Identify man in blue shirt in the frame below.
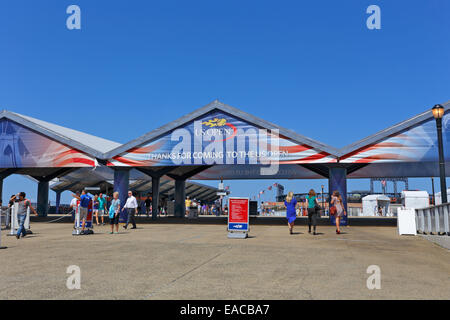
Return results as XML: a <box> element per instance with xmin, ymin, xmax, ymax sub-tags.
<box><xmin>73</xmin><ymin>190</ymin><xmax>92</xmax><ymax>234</ymax></box>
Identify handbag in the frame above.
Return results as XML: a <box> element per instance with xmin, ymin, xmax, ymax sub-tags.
<box><xmin>329</xmin><ymin>206</ymin><xmax>337</xmax><ymax>216</ymax></box>
<box><xmin>314</xmin><ymin>203</ymin><xmax>321</xmax><ymax>216</ymax></box>
<box><xmin>109</xmin><ymin>200</ymin><xmax>117</xmax><ymax>219</ymax></box>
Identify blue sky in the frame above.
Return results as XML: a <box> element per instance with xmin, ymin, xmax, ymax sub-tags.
<box><xmin>0</xmin><ymin>0</ymin><xmax>449</xmax><ymax>204</ymax></box>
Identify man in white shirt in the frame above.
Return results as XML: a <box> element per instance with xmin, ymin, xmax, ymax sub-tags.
<box><xmin>122</xmin><ymin>190</ymin><xmax>138</xmax><ymax>229</ymax></box>
<box><xmin>70</xmin><ymin>191</ymin><xmax>80</xmax><ymax>229</ymax></box>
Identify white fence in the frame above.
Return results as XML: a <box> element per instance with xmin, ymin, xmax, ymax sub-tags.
<box><xmin>415</xmin><ymin>203</ymin><xmax>450</xmax><ymax>235</ymax></box>
<box><xmin>0</xmin><ymin>207</ymin><xmax>11</xmax><ymax>229</ymax></box>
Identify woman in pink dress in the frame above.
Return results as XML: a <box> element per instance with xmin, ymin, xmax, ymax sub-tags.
<box><xmin>331</xmin><ymin>190</ymin><xmax>346</xmax><ymax>234</ymax></box>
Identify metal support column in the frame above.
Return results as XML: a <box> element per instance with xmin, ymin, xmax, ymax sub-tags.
<box><xmin>37</xmin><ymin>180</ymin><xmax>49</xmax><ymax>217</ymax></box>
<box><xmin>152</xmin><ymin>176</ymin><xmax>160</xmax><ymax>220</ymax></box>
<box><xmin>113</xmin><ymin>168</ymin><xmax>130</xmax><ymax>223</ymax></box>
<box><xmin>0</xmin><ymin>178</ymin><xmax>3</xmax><ymax>205</ymax></box>
<box><xmin>328</xmin><ymin>167</ymin><xmax>348</xmax><ymax>226</ymax></box>
<box><xmin>174</xmin><ymin>179</ymin><xmax>186</xmax><ymax>218</ymax></box>
<box><xmin>55</xmin><ymin>191</ymin><xmax>61</xmax><ymax>214</ymax></box>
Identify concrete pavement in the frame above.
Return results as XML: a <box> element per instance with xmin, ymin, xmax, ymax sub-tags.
<box><xmin>0</xmin><ymin>222</ymin><xmax>449</xmax><ymax>299</ymax></box>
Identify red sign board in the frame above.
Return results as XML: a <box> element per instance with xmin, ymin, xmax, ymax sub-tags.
<box><xmin>228</xmin><ymin>197</ymin><xmax>249</xmax><ymax>232</ymax></box>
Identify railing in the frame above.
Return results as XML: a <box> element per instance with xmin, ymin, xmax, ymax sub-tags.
<box><xmin>0</xmin><ymin>207</ymin><xmax>11</xmax><ymax>229</ymax></box>
<box><xmin>415</xmin><ymin>203</ymin><xmax>450</xmax><ymax>235</ymax></box>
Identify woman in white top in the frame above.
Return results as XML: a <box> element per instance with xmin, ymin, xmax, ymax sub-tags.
<box><xmin>330</xmin><ymin>190</ymin><xmax>346</xmax><ymax>234</ymax></box>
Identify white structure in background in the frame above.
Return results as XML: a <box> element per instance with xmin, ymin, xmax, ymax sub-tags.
<box><xmin>401</xmin><ymin>191</ymin><xmax>429</xmax><ymax>209</ymax></box>
<box><xmin>435</xmin><ymin>188</ymin><xmax>450</xmax><ymax>205</ymax></box>
<box><xmin>397</xmin><ymin>208</ymin><xmax>417</xmax><ymax>235</ymax></box>
<box><xmin>362</xmin><ymin>194</ymin><xmax>391</xmax><ymax>216</ymax></box>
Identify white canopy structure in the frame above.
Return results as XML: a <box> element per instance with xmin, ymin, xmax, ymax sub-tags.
<box><xmin>435</xmin><ymin>188</ymin><xmax>450</xmax><ymax>205</ymax></box>
<box><xmin>401</xmin><ymin>191</ymin><xmax>430</xmax><ymax>209</ymax></box>
<box><xmin>362</xmin><ymin>194</ymin><xmax>391</xmax><ymax>216</ymax></box>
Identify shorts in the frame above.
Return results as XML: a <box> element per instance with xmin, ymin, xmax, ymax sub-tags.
<box><xmin>79</xmin><ymin>207</ymin><xmax>88</xmax><ymax>220</ymax></box>
<box><xmin>109</xmin><ymin>215</ymin><xmax>119</xmax><ymax>225</ymax></box>
<box><xmin>97</xmin><ymin>210</ymin><xmax>104</xmax><ymax>216</ymax></box>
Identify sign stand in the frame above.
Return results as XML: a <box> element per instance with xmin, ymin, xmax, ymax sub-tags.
<box><xmin>8</xmin><ymin>204</ymin><xmax>32</xmax><ymax>236</ymax></box>
<box><xmin>0</xmin><ymin>208</ymin><xmax>6</xmax><ymax>249</ymax></box>
<box><xmin>227</xmin><ymin>197</ymin><xmax>249</xmax><ymax>239</ymax></box>
<box><xmin>397</xmin><ymin>208</ymin><xmax>417</xmax><ymax>235</ymax></box>
<box><xmin>72</xmin><ymin>202</ymin><xmax>81</xmax><ymax>235</ymax></box>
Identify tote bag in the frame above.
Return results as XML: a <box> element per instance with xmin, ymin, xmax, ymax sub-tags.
<box><xmin>109</xmin><ymin>199</ymin><xmax>118</xmax><ymax>219</ymax></box>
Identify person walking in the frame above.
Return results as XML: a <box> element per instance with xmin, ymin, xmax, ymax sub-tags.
<box><xmin>185</xmin><ymin>196</ymin><xmax>192</xmax><ymax>217</ymax></box>
<box><xmin>284</xmin><ymin>191</ymin><xmax>298</xmax><ymax>234</ymax></box>
<box><xmin>93</xmin><ymin>195</ymin><xmax>100</xmax><ymax>226</ymax></box>
<box><xmin>305</xmin><ymin>189</ymin><xmax>320</xmax><ymax>235</ymax></box>
<box><xmin>122</xmin><ymin>190</ymin><xmax>138</xmax><ymax>229</ymax></box>
<box><xmin>8</xmin><ymin>194</ymin><xmax>15</xmax><ymax>208</ymax></box>
<box><xmin>109</xmin><ymin>192</ymin><xmax>121</xmax><ymax>234</ymax></box>
<box><xmin>97</xmin><ymin>193</ymin><xmax>107</xmax><ymax>225</ymax></box>
<box><xmin>72</xmin><ymin>190</ymin><xmax>92</xmax><ymax>234</ymax></box>
<box><xmin>6</xmin><ymin>194</ymin><xmax>15</xmax><ymax>228</ymax></box>
<box><xmin>11</xmin><ymin>192</ymin><xmax>38</xmax><ymax>239</ymax></box>
<box><xmin>145</xmin><ymin>195</ymin><xmax>151</xmax><ymax>217</ymax></box>
<box><xmin>331</xmin><ymin>190</ymin><xmax>346</xmax><ymax>234</ymax></box>
<box><xmin>198</xmin><ymin>203</ymin><xmax>202</xmax><ymax>215</ymax></box>
<box><xmin>214</xmin><ymin>198</ymin><xmax>221</xmax><ymax>216</ymax></box>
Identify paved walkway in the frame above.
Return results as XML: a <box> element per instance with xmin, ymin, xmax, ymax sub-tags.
<box><xmin>420</xmin><ymin>235</ymin><xmax>450</xmax><ymax>251</ymax></box>
<box><xmin>0</xmin><ymin>223</ymin><xmax>449</xmax><ymax>299</ymax></box>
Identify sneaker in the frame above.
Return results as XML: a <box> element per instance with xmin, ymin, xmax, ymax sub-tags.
<box><xmin>16</xmin><ymin>234</ymin><xmax>20</xmax><ymax>239</ymax></box>
<box><xmin>130</xmin><ymin>227</ymin><xmax>137</xmax><ymax>229</ymax></box>
<box><xmin>109</xmin><ymin>232</ymin><xmax>113</xmax><ymax>234</ymax></box>
<box><xmin>114</xmin><ymin>232</ymin><xmax>119</xmax><ymax>234</ymax></box>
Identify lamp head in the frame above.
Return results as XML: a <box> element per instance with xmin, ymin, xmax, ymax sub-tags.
<box><xmin>432</xmin><ymin>104</ymin><xmax>444</xmax><ymax>119</ymax></box>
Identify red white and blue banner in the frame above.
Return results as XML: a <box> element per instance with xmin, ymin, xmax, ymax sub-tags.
<box><xmin>0</xmin><ymin>119</ymin><xmax>97</xmax><ymax>168</ymax></box>
<box><xmin>340</xmin><ymin>112</ymin><xmax>450</xmax><ymax>163</ymax></box>
<box><xmin>107</xmin><ymin>111</ymin><xmax>337</xmax><ymax>167</ymax></box>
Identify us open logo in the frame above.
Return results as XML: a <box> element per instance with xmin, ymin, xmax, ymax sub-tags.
<box><xmin>194</xmin><ymin>118</ymin><xmax>237</xmax><ymax>142</ymax></box>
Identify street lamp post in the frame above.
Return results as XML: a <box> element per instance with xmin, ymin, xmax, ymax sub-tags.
<box><xmin>432</xmin><ymin>104</ymin><xmax>447</xmax><ymax>204</ymax></box>
<box><xmin>431</xmin><ymin>177</ymin><xmax>435</xmax><ymax>206</ymax></box>
<box><xmin>321</xmin><ymin>185</ymin><xmax>324</xmax><ymax>215</ymax></box>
